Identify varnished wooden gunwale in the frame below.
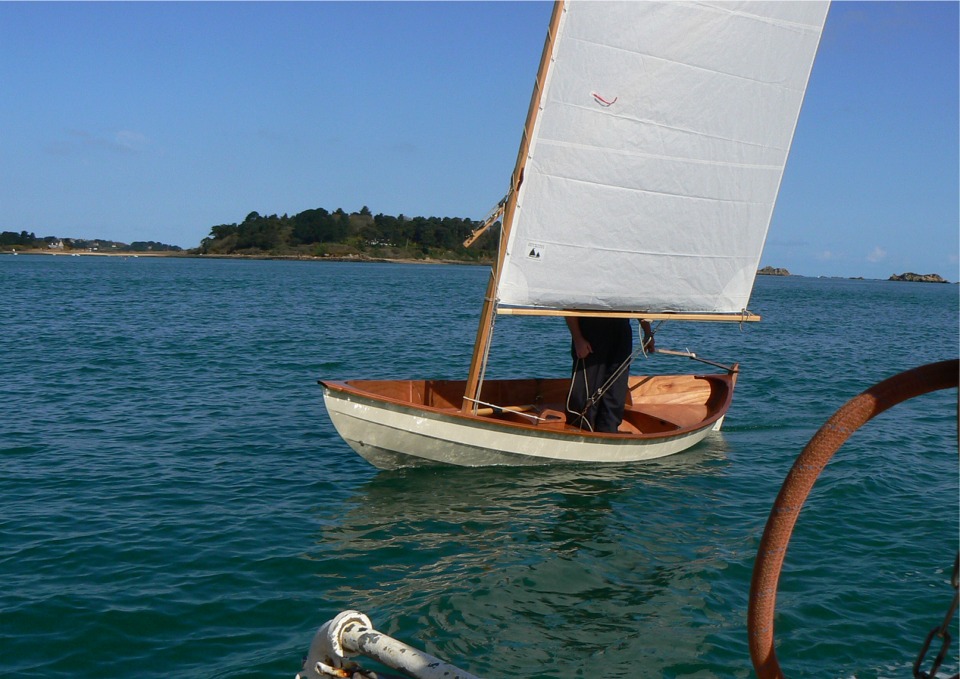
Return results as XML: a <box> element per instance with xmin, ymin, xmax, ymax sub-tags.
<box><xmin>320</xmin><ymin>370</ymin><xmax>737</xmax><ymax>439</ymax></box>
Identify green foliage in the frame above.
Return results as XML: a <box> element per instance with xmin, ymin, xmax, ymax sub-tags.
<box><xmin>290</xmin><ymin>208</ymin><xmax>348</xmax><ymax>245</ymax></box>
<box><xmin>0</xmin><ymin>232</ymin><xmax>182</xmax><ymax>253</ymax></box>
<box><xmin>0</xmin><ymin>230</ymin><xmax>39</xmax><ymax>248</ymax></box>
<box><xmin>198</xmin><ymin>206</ymin><xmax>498</xmax><ymax>261</ymax></box>
<box><xmin>127</xmin><ymin>241</ymin><xmax>183</xmax><ymax>252</ymax></box>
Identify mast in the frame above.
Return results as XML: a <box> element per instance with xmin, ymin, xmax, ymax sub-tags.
<box><xmin>461</xmin><ymin>0</ymin><xmax>566</xmax><ymax>414</ymax></box>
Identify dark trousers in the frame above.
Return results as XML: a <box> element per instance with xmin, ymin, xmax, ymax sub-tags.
<box><xmin>567</xmin><ymin>318</ymin><xmax>632</xmax><ymax>433</ymax></box>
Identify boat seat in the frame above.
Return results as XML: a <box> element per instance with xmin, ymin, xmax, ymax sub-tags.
<box><xmin>497</xmin><ymin>406</ymin><xmax>566</xmax><ymax>428</ymax></box>
<box><xmin>623</xmin><ymin>403</ymin><xmax>708</xmax><ymax>432</ymax></box>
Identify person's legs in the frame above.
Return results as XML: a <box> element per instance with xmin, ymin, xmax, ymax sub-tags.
<box><xmin>567</xmin><ymin>318</ymin><xmax>633</xmax><ymax>432</ymax></box>
<box><xmin>593</xmin><ymin>361</ymin><xmax>628</xmax><ymax>432</ymax></box>
<box><xmin>592</xmin><ymin>320</ymin><xmax>633</xmax><ymax>433</ymax></box>
<box><xmin>567</xmin><ymin>350</ymin><xmax>602</xmax><ymax>430</ymax></box>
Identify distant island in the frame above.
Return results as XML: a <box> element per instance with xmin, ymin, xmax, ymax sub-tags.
<box><xmin>192</xmin><ymin>207</ymin><xmax>497</xmax><ymax>263</ymax></box>
<box><xmin>0</xmin><ymin>205</ymin><xmax>498</xmax><ymax>264</ymax></box>
<box><xmin>757</xmin><ymin>266</ymin><xmax>791</xmax><ymax>276</ymax></box>
<box><xmin>888</xmin><ymin>272</ymin><xmax>950</xmax><ymax>283</ymax></box>
<box><xmin>1</xmin><ymin>231</ymin><xmax>183</xmax><ymax>254</ymax></box>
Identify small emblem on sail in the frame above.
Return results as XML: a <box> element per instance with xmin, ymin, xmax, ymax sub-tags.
<box><xmin>525</xmin><ymin>242</ymin><xmax>544</xmax><ymax>261</ymax></box>
<box><xmin>592</xmin><ymin>92</ymin><xmax>618</xmax><ymax>107</ymax></box>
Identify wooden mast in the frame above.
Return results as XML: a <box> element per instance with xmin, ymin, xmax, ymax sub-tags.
<box><xmin>461</xmin><ymin>0</ymin><xmax>566</xmax><ymax>414</ymax></box>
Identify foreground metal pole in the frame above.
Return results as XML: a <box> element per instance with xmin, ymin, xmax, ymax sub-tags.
<box><xmin>298</xmin><ymin>610</ymin><xmax>481</xmax><ymax>679</ymax></box>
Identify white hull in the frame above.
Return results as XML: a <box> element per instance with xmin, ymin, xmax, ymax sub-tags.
<box><xmin>321</xmin><ymin>375</ymin><xmax>732</xmax><ymax>469</ymax></box>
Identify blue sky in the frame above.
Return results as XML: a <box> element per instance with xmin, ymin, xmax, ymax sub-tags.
<box><xmin>1</xmin><ymin>1</ymin><xmax>956</xmax><ymax>279</ymax></box>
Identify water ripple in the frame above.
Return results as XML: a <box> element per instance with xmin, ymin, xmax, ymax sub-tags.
<box><xmin>0</xmin><ymin>258</ymin><xmax>956</xmax><ymax>677</ymax></box>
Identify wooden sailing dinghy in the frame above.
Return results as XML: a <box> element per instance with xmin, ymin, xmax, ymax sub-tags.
<box><xmin>321</xmin><ymin>0</ymin><xmax>828</xmax><ymax>469</ymax></box>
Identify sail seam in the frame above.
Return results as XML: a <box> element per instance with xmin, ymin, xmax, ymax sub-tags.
<box><xmin>541</xmin><ymin>106</ymin><xmax>793</xmax><ymax>153</ymax></box>
<box><xmin>694</xmin><ymin>2</ymin><xmax>828</xmax><ymax>32</ymax></box>
<box><xmin>535</xmin><ymin>137</ymin><xmax>788</xmax><ymax>171</ymax></box>
<box><xmin>564</xmin><ymin>35</ymin><xmax>816</xmax><ymax>91</ymax></box>
<box><xmin>523</xmin><ymin>171</ymin><xmax>780</xmax><ymax>207</ymax></box>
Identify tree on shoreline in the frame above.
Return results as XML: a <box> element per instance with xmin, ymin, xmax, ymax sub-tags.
<box><xmin>1</xmin><ymin>205</ymin><xmax>498</xmax><ymax>261</ymax></box>
<box><xmin>0</xmin><ymin>230</ymin><xmax>38</xmax><ymax>247</ymax></box>
<box><xmin>197</xmin><ymin>206</ymin><xmax>497</xmax><ymax>261</ymax></box>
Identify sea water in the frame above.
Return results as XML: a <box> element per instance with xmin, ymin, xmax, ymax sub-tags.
<box><xmin>1</xmin><ymin>255</ymin><xmax>957</xmax><ymax>678</ymax></box>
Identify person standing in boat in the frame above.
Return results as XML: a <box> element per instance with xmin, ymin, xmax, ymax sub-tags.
<box><xmin>565</xmin><ymin>316</ymin><xmax>654</xmax><ymax>432</ymax></box>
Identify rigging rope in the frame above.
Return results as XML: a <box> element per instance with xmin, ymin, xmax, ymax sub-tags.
<box><xmin>913</xmin><ymin>553</ymin><xmax>959</xmax><ymax>678</ymax></box>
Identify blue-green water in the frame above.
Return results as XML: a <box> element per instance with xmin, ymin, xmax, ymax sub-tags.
<box><xmin>1</xmin><ymin>255</ymin><xmax>957</xmax><ymax>678</ymax></box>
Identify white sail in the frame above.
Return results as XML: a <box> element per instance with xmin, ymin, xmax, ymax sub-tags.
<box><xmin>496</xmin><ymin>1</ymin><xmax>829</xmax><ymax>314</ymax></box>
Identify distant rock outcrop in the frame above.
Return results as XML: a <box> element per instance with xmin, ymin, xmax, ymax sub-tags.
<box><xmin>888</xmin><ymin>272</ymin><xmax>949</xmax><ymax>283</ymax></box>
<box><xmin>758</xmin><ymin>266</ymin><xmax>791</xmax><ymax>276</ymax></box>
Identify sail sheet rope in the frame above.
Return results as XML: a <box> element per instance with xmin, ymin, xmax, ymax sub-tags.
<box><xmin>566</xmin><ymin>322</ymin><xmax>661</xmax><ymax>432</ymax></box>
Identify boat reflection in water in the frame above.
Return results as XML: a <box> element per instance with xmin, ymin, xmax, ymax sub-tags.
<box><xmin>303</xmin><ymin>444</ymin><xmax>735</xmax><ymax>677</ymax></box>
